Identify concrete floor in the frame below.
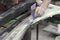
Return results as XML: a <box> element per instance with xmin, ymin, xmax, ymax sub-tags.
<box><xmin>31</xmin><ymin>24</ymin><xmax>55</xmax><ymax>40</ymax></box>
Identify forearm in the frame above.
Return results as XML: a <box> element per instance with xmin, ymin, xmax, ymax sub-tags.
<box><xmin>35</xmin><ymin>0</ymin><xmax>51</xmax><ymax>16</ymax></box>
<box><xmin>41</xmin><ymin>0</ymin><xmax>51</xmax><ymax>9</ymax></box>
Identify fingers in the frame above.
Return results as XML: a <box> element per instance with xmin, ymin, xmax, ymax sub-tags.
<box><xmin>38</xmin><ymin>9</ymin><xmax>44</xmax><ymax>16</ymax></box>
<box><xmin>35</xmin><ymin>7</ymin><xmax>45</xmax><ymax>17</ymax></box>
<box><xmin>35</xmin><ymin>7</ymin><xmax>42</xmax><ymax>17</ymax></box>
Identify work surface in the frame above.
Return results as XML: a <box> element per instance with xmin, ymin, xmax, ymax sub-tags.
<box><xmin>3</xmin><ymin>4</ymin><xmax>60</xmax><ymax>40</ymax></box>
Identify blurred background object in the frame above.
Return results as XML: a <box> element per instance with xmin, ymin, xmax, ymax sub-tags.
<box><xmin>0</xmin><ymin>0</ymin><xmax>27</xmax><ymax>13</ymax></box>
<box><xmin>52</xmin><ymin>0</ymin><xmax>60</xmax><ymax>6</ymax></box>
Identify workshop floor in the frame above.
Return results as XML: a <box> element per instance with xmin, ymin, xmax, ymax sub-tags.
<box><xmin>31</xmin><ymin>24</ymin><xmax>55</xmax><ymax>40</ymax></box>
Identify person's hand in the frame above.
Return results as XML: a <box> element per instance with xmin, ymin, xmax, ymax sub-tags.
<box><xmin>35</xmin><ymin>6</ymin><xmax>46</xmax><ymax>17</ymax></box>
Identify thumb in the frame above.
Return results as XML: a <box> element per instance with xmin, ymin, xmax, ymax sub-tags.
<box><xmin>35</xmin><ymin>7</ymin><xmax>39</xmax><ymax>16</ymax></box>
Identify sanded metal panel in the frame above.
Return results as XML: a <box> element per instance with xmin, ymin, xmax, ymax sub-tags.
<box><xmin>3</xmin><ymin>4</ymin><xmax>60</xmax><ymax>40</ymax></box>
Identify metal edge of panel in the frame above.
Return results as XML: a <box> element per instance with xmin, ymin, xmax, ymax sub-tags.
<box><xmin>2</xmin><ymin>15</ymin><xmax>38</xmax><ymax>40</ymax></box>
